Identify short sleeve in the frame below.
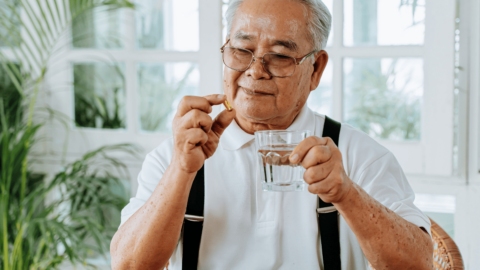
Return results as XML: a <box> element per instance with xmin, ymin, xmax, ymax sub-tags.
<box><xmin>119</xmin><ymin>138</ymin><xmax>174</xmax><ymax>227</ymax></box>
<box><xmin>357</xmin><ymin>152</ymin><xmax>432</xmax><ymax>237</ymax></box>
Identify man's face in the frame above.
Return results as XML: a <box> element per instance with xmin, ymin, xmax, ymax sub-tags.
<box><xmin>224</xmin><ymin>0</ymin><xmax>328</xmax><ymax>130</ymax></box>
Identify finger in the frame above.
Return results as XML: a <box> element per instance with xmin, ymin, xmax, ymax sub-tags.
<box><xmin>176</xmin><ymin>95</ymin><xmax>226</xmax><ymax>117</ymax></box>
<box><xmin>183</xmin><ymin>128</ymin><xmax>209</xmax><ymax>151</ymax></box>
<box><xmin>202</xmin><ymin>130</ymin><xmax>220</xmax><ymax>158</ymax></box>
<box><xmin>289</xmin><ymin>136</ymin><xmax>328</xmax><ymax>164</ymax></box>
<box><xmin>204</xmin><ymin>94</ymin><xmax>227</xmax><ymax>106</ymax></box>
<box><xmin>300</xmin><ymin>145</ymin><xmax>332</xmax><ymax>169</ymax></box>
<box><xmin>303</xmin><ymin>162</ymin><xmax>334</xmax><ymax>184</ymax></box>
<box><xmin>307</xmin><ymin>176</ymin><xmax>336</xmax><ymax>196</ymax></box>
<box><xmin>181</xmin><ymin>109</ymin><xmax>214</xmax><ymax>133</ymax></box>
<box><xmin>211</xmin><ymin>107</ymin><xmax>236</xmax><ymax>137</ymax></box>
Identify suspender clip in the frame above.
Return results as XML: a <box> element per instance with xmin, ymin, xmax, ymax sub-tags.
<box><xmin>185</xmin><ymin>214</ymin><xmax>204</xmax><ymax>222</ymax></box>
<box><xmin>317</xmin><ymin>206</ymin><xmax>337</xmax><ymax>214</ymax></box>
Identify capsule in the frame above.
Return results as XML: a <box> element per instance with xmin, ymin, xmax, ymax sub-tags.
<box><xmin>224</xmin><ymin>100</ymin><xmax>233</xmax><ymax>111</ymax></box>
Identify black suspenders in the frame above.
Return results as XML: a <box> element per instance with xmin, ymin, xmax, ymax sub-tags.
<box><xmin>182</xmin><ymin>116</ymin><xmax>342</xmax><ymax>270</ymax></box>
<box><xmin>318</xmin><ymin>116</ymin><xmax>342</xmax><ymax>270</ymax></box>
<box><xmin>182</xmin><ymin>165</ymin><xmax>205</xmax><ymax>269</ymax></box>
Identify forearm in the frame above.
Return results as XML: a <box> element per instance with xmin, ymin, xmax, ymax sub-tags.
<box><xmin>110</xmin><ymin>164</ymin><xmax>196</xmax><ymax>270</ymax></box>
<box><xmin>334</xmin><ymin>183</ymin><xmax>433</xmax><ymax>270</ymax></box>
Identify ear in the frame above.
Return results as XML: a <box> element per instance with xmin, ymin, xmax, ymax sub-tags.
<box><xmin>310</xmin><ymin>50</ymin><xmax>329</xmax><ymax>92</ymax></box>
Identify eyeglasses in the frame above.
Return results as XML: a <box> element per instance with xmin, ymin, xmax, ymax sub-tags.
<box><xmin>220</xmin><ymin>39</ymin><xmax>316</xmax><ymax>78</ymax></box>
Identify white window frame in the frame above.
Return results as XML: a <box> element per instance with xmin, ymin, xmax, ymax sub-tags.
<box><xmin>409</xmin><ymin>0</ymin><xmax>480</xmax><ymax>268</ymax></box>
<box><xmin>326</xmin><ymin>0</ymin><xmax>456</xmax><ymax>177</ymax></box>
<box><xmin>40</xmin><ymin>0</ymin><xmax>459</xmax><ymax>183</ymax></box>
<box><xmin>41</xmin><ymin>0</ymin><xmax>224</xmax><ymax>192</ymax></box>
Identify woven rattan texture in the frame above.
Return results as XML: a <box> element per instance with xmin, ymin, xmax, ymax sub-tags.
<box><xmin>431</xmin><ymin>218</ymin><xmax>464</xmax><ymax>270</ymax></box>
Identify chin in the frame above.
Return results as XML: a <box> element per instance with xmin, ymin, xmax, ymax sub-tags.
<box><xmin>236</xmin><ymin>103</ymin><xmax>276</xmax><ymax>122</ymax></box>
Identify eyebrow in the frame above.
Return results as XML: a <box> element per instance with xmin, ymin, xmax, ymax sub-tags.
<box><xmin>233</xmin><ymin>31</ymin><xmax>255</xmax><ymax>41</ymax></box>
<box><xmin>272</xmin><ymin>39</ymin><xmax>298</xmax><ymax>52</ymax></box>
<box><xmin>233</xmin><ymin>31</ymin><xmax>298</xmax><ymax>52</ymax></box>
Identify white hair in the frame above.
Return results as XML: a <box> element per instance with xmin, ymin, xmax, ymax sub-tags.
<box><xmin>225</xmin><ymin>0</ymin><xmax>332</xmax><ymax>51</ymax></box>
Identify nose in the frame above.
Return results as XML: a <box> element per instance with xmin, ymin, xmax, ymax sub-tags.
<box><xmin>245</xmin><ymin>57</ymin><xmax>272</xmax><ymax>80</ymax></box>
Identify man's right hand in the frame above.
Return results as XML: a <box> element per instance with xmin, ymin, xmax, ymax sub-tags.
<box><xmin>172</xmin><ymin>94</ymin><xmax>236</xmax><ymax>174</ymax></box>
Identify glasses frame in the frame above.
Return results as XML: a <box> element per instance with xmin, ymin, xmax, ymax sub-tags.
<box><xmin>220</xmin><ymin>39</ymin><xmax>316</xmax><ymax>78</ymax></box>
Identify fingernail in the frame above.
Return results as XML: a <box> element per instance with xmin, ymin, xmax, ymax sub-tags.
<box><xmin>217</xmin><ymin>94</ymin><xmax>225</xmax><ymax>100</ymax></box>
<box><xmin>290</xmin><ymin>154</ymin><xmax>299</xmax><ymax>163</ymax></box>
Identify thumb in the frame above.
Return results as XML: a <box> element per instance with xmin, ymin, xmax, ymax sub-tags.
<box><xmin>211</xmin><ymin>108</ymin><xmax>236</xmax><ymax>137</ymax></box>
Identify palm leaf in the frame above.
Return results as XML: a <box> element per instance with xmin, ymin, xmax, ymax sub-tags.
<box><xmin>0</xmin><ymin>0</ymin><xmax>135</xmax><ymax>269</ymax></box>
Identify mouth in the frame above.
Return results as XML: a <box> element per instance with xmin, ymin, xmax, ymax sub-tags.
<box><xmin>240</xmin><ymin>86</ymin><xmax>274</xmax><ymax>96</ymax></box>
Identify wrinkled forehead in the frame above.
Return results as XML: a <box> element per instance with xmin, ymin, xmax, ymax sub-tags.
<box><xmin>229</xmin><ymin>0</ymin><xmax>312</xmax><ymax>53</ymax></box>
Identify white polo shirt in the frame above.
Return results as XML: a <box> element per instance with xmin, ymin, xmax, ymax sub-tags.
<box><xmin>120</xmin><ymin>105</ymin><xmax>431</xmax><ymax>270</ymax></box>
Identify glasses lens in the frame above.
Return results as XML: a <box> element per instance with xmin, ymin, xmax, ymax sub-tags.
<box><xmin>263</xmin><ymin>53</ymin><xmax>296</xmax><ymax>77</ymax></box>
<box><xmin>223</xmin><ymin>47</ymin><xmax>253</xmax><ymax>71</ymax></box>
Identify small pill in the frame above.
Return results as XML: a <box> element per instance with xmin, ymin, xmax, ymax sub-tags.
<box><xmin>224</xmin><ymin>100</ymin><xmax>233</xmax><ymax>111</ymax></box>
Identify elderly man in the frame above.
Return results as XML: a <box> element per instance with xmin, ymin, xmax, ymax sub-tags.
<box><xmin>110</xmin><ymin>0</ymin><xmax>433</xmax><ymax>269</ymax></box>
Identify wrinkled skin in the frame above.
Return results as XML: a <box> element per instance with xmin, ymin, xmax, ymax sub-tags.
<box><xmin>223</xmin><ymin>0</ymin><xmax>327</xmax><ymax>133</ymax></box>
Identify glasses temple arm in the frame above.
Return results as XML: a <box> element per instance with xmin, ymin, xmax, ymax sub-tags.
<box><xmin>297</xmin><ymin>51</ymin><xmax>317</xmax><ymax>65</ymax></box>
<box><xmin>220</xmin><ymin>39</ymin><xmax>231</xmax><ymax>52</ymax></box>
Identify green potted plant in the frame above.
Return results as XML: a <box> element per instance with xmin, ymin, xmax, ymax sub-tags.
<box><xmin>0</xmin><ymin>0</ymin><xmax>137</xmax><ymax>268</ymax></box>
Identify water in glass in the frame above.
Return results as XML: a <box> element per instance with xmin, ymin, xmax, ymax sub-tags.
<box><xmin>255</xmin><ymin>130</ymin><xmax>310</xmax><ymax>192</ymax></box>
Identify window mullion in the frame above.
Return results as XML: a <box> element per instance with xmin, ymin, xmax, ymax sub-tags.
<box><xmin>332</xmin><ymin>54</ymin><xmax>343</xmax><ymax>121</ymax></box>
<box><xmin>466</xmin><ymin>0</ymin><xmax>480</xmax><ymax>181</ymax></box>
<box><xmin>124</xmin><ymin>8</ymin><xmax>135</xmax><ymax>134</ymax></box>
<box><xmin>329</xmin><ymin>0</ymin><xmax>344</xmax><ymax>121</ymax></box>
<box><xmin>422</xmin><ymin>0</ymin><xmax>456</xmax><ymax>176</ymax></box>
<box><xmin>337</xmin><ymin>46</ymin><xmax>424</xmax><ymax>57</ymax></box>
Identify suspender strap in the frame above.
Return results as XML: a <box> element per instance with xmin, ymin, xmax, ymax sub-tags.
<box><xmin>319</xmin><ymin>116</ymin><xmax>342</xmax><ymax>270</ymax></box>
<box><xmin>182</xmin><ymin>165</ymin><xmax>205</xmax><ymax>270</ymax></box>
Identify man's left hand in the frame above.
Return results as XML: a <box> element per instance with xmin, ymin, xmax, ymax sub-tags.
<box><xmin>289</xmin><ymin>136</ymin><xmax>353</xmax><ymax>203</ymax></box>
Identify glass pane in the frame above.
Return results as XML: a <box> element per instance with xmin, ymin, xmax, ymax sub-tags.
<box><xmin>344</xmin><ymin>0</ymin><xmax>425</xmax><ymax>46</ymax></box>
<box><xmin>136</xmin><ymin>0</ymin><xmax>199</xmax><ymax>51</ymax></box>
<box><xmin>425</xmin><ymin>212</ymin><xmax>454</xmax><ymax>238</ymax></box>
<box><xmin>137</xmin><ymin>62</ymin><xmax>200</xmax><ymax>133</ymax></box>
<box><xmin>73</xmin><ymin>63</ymin><xmax>126</xmax><ymax>129</ymax></box>
<box><xmin>0</xmin><ymin>0</ymin><xmax>21</xmax><ymax>47</ymax></box>
<box><xmin>343</xmin><ymin>58</ymin><xmax>423</xmax><ymax>141</ymax></box>
<box><xmin>307</xmin><ymin>61</ymin><xmax>333</xmax><ymax>116</ymax></box>
<box><xmin>72</xmin><ymin>7</ymin><xmax>123</xmax><ymax>49</ymax></box>
<box><xmin>415</xmin><ymin>193</ymin><xmax>455</xmax><ymax>239</ymax></box>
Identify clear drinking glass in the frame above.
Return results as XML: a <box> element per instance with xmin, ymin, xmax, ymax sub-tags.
<box><xmin>255</xmin><ymin>130</ymin><xmax>311</xmax><ymax>192</ymax></box>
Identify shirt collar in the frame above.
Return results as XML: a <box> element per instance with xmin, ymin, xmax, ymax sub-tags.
<box><xmin>220</xmin><ymin>105</ymin><xmax>316</xmax><ymax>151</ymax></box>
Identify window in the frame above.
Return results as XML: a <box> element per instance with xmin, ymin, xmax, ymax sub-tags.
<box><xmin>41</xmin><ymin>1</ymin><xmax>223</xmax><ymax>263</ymax></box>
<box><xmin>45</xmin><ymin>0</ymin><xmax>224</xmax><ymax>175</ymax></box>
<box><xmin>46</xmin><ymin>0</ymin><xmax>458</xmax><ymax>179</ymax></box>
<box><xmin>307</xmin><ymin>0</ymin><xmax>455</xmax><ymax>176</ymax></box>
<box><xmin>46</xmin><ymin>0</ymin><xmax>458</xmax><ymax>191</ymax></box>
<box><xmin>221</xmin><ymin>0</ymin><xmax>455</xmax><ymax>175</ymax></box>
